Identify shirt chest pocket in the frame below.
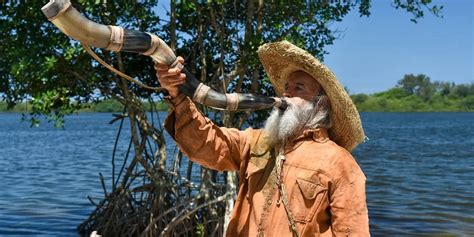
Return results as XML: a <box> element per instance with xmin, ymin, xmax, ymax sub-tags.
<box><xmin>246</xmin><ymin>161</ymin><xmax>265</xmax><ymax>182</ymax></box>
<box><xmin>245</xmin><ymin>147</ymin><xmax>275</xmax><ymax>200</ymax></box>
<box><xmin>245</xmin><ymin>158</ymin><xmax>268</xmax><ymax>197</ymax></box>
<box><xmin>289</xmin><ymin>172</ymin><xmax>328</xmax><ymax>223</ymax></box>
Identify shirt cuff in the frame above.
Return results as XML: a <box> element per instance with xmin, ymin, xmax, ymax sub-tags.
<box><xmin>164</xmin><ymin>92</ymin><xmax>187</xmax><ymax>109</ymax></box>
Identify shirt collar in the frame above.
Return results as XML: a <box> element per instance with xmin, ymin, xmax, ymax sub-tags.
<box><xmin>284</xmin><ymin>128</ymin><xmax>330</xmax><ymax>152</ymax></box>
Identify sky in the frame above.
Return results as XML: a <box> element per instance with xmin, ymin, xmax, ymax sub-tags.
<box><xmin>324</xmin><ymin>0</ymin><xmax>473</xmax><ymax>94</ymax></box>
<box><xmin>155</xmin><ymin>0</ymin><xmax>473</xmax><ymax>94</ymax></box>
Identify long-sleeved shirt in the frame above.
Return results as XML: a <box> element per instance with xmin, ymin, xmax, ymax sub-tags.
<box><xmin>164</xmin><ymin>93</ymin><xmax>370</xmax><ymax>236</ymax></box>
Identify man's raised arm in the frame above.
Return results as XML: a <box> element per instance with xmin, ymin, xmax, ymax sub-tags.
<box><xmin>156</xmin><ymin>58</ymin><xmax>248</xmax><ymax>172</ymax></box>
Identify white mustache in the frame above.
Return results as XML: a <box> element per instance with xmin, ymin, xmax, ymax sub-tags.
<box><xmin>264</xmin><ymin>99</ymin><xmax>315</xmax><ymax>145</ymax></box>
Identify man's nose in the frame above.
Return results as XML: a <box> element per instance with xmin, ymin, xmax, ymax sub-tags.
<box><xmin>283</xmin><ymin>91</ymin><xmax>292</xmax><ymax>98</ymax></box>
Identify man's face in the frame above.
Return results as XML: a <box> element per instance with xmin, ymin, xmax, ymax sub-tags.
<box><xmin>265</xmin><ymin>71</ymin><xmax>331</xmax><ymax>145</ymax></box>
<box><xmin>283</xmin><ymin>71</ymin><xmax>323</xmax><ymax>101</ymax></box>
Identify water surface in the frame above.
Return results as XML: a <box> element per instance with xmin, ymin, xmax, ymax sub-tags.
<box><xmin>0</xmin><ymin>112</ymin><xmax>473</xmax><ymax>236</ymax></box>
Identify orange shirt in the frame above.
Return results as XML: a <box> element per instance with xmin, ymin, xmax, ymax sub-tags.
<box><xmin>164</xmin><ymin>94</ymin><xmax>369</xmax><ymax>236</ymax></box>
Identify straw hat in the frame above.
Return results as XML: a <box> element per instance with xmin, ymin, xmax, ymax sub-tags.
<box><xmin>257</xmin><ymin>40</ymin><xmax>365</xmax><ymax>151</ymax></box>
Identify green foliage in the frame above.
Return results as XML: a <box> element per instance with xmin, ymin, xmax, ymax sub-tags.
<box><xmin>461</xmin><ymin>95</ymin><xmax>474</xmax><ymax>110</ymax></box>
<box><xmin>0</xmin><ymin>100</ymin><xmax>168</xmax><ymax>113</ymax></box>
<box><xmin>0</xmin><ymin>0</ymin><xmax>442</xmax><ymax>127</ymax></box>
<box><xmin>396</xmin><ymin>74</ymin><xmax>474</xmax><ymax>103</ymax></box>
<box><xmin>171</xmin><ymin>0</ymin><xmax>442</xmax><ymax>127</ymax></box>
<box><xmin>143</xmin><ymin>100</ymin><xmax>169</xmax><ymax>112</ymax></box>
<box><xmin>195</xmin><ymin>223</ymin><xmax>205</xmax><ymax>237</ymax></box>
<box><xmin>393</xmin><ymin>0</ymin><xmax>443</xmax><ymax>23</ymax></box>
<box><xmin>373</xmin><ymin>87</ymin><xmax>409</xmax><ymax>99</ymax></box>
<box><xmin>353</xmin><ymin>78</ymin><xmax>474</xmax><ymax>112</ymax></box>
<box><xmin>90</xmin><ymin>99</ymin><xmax>124</xmax><ymax>112</ymax></box>
<box><xmin>1</xmin><ymin>1</ymin><xmax>160</xmax><ymax>126</ymax></box>
<box><xmin>351</xmin><ymin>93</ymin><xmax>370</xmax><ymax>104</ymax></box>
<box><xmin>451</xmin><ymin>84</ymin><xmax>474</xmax><ymax>98</ymax></box>
<box><xmin>397</xmin><ymin>74</ymin><xmax>432</xmax><ymax>97</ymax></box>
<box><xmin>0</xmin><ymin>101</ymin><xmax>31</xmax><ymax>113</ymax></box>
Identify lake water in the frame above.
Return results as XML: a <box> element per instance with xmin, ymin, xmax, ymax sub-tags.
<box><xmin>0</xmin><ymin>112</ymin><xmax>473</xmax><ymax>236</ymax></box>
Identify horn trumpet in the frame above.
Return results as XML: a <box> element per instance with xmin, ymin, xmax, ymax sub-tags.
<box><xmin>41</xmin><ymin>0</ymin><xmax>287</xmax><ymax>111</ymax></box>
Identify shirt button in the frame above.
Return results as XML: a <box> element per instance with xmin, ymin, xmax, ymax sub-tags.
<box><xmin>345</xmin><ymin>227</ymin><xmax>352</xmax><ymax>236</ymax></box>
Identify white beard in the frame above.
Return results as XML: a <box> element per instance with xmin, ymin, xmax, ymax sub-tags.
<box><xmin>263</xmin><ymin>98</ymin><xmax>317</xmax><ymax>146</ymax></box>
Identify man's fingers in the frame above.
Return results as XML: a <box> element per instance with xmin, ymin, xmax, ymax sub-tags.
<box><xmin>154</xmin><ymin>63</ymin><xmax>169</xmax><ymax>71</ymax></box>
<box><xmin>155</xmin><ymin>56</ymin><xmax>184</xmax><ymax>72</ymax></box>
<box><xmin>177</xmin><ymin>56</ymin><xmax>184</xmax><ymax>64</ymax></box>
<box><xmin>158</xmin><ymin>73</ymin><xmax>186</xmax><ymax>87</ymax></box>
<box><xmin>178</xmin><ymin>72</ymin><xmax>186</xmax><ymax>81</ymax></box>
<box><xmin>168</xmin><ymin>77</ymin><xmax>186</xmax><ymax>87</ymax></box>
<box><xmin>160</xmin><ymin>78</ymin><xmax>185</xmax><ymax>87</ymax></box>
<box><xmin>157</xmin><ymin>68</ymin><xmax>182</xmax><ymax>78</ymax></box>
<box><xmin>154</xmin><ymin>56</ymin><xmax>186</xmax><ymax>95</ymax></box>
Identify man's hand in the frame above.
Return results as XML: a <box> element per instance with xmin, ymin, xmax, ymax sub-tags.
<box><xmin>155</xmin><ymin>56</ymin><xmax>186</xmax><ymax>98</ymax></box>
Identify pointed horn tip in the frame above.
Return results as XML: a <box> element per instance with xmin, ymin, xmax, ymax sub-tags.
<box><xmin>41</xmin><ymin>0</ymin><xmax>71</xmax><ymax>20</ymax></box>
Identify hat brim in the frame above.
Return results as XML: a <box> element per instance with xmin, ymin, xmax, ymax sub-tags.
<box><xmin>258</xmin><ymin>40</ymin><xmax>365</xmax><ymax>151</ymax></box>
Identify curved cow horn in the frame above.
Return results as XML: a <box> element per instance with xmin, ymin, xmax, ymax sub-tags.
<box><xmin>41</xmin><ymin>0</ymin><xmax>287</xmax><ymax>111</ymax></box>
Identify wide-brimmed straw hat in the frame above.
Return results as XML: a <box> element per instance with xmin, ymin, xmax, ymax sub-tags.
<box><xmin>257</xmin><ymin>40</ymin><xmax>365</xmax><ymax>151</ymax></box>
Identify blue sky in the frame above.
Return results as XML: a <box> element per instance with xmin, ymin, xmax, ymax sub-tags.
<box><xmin>324</xmin><ymin>0</ymin><xmax>473</xmax><ymax>94</ymax></box>
<box><xmin>155</xmin><ymin>0</ymin><xmax>473</xmax><ymax>94</ymax></box>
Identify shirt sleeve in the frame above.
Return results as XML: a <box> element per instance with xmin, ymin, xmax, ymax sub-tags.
<box><xmin>163</xmin><ymin>93</ymin><xmax>248</xmax><ymax>172</ymax></box>
<box><xmin>329</xmin><ymin>151</ymin><xmax>370</xmax><ymax>236</ymax></box>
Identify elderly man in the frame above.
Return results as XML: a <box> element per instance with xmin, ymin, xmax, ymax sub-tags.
<box><xmin>155</xmin><ymin>41</ymin><xmax>369</xmax><ymax>236</ymax></box>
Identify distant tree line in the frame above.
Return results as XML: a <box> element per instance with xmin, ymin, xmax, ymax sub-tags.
<box><xmin>3</xmin><ymin>73</ymin><xmax>472</xmax><ymax>113</ymax></box>
<box><xmin>352</xmin><ymin>74</ymin><xmax>474</xmax><ymax>112</ymax></box>
<box><xmin>0</xmin><ymin>100</ymin><xmax>168</xmax><ymax>113</ymax></box>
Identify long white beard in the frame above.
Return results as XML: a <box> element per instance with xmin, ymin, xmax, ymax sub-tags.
<box><xmin>264</xmin><ymin>98</ymin><xmax>317</xmax><ymax>146</ymax></box>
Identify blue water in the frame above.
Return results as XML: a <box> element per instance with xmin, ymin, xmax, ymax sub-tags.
<box><xmin>0</xmin><ymin>112</ymin><xmax>473</xmax><ymax>236</ymax></box>
<box><xmin>355</xmin><ymin>112</ymin><xmax>474</xmax><ymax>236</ymax></box>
